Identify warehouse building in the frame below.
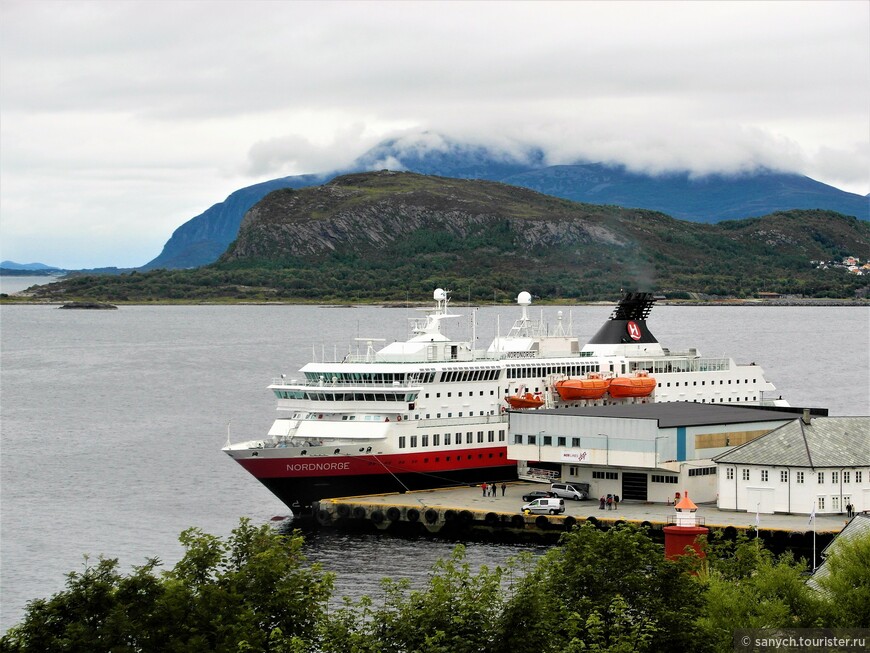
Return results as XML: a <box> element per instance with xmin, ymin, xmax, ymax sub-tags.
<box><xmin>507</xmin><ymin>403</ymin><xmax>802</xmax><ymax>504</ymax></box>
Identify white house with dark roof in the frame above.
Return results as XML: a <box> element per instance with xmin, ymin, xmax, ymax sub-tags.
<box><xmin>713</xmin><ymin>413</ymin><xmax>870</xmax><ymax>515</ymax></box>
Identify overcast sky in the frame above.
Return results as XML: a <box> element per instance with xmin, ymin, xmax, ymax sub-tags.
<box><xmin>1</xmin><ymin>1</ymin><xmax>868</xmax><ymax>269</ymax></box>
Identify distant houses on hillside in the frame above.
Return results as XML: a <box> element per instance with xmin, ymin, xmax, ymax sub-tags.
<box><xmin>812</xmin><ymin>256</ymin><xmax>868</xmax><ymax>276</ymax></box>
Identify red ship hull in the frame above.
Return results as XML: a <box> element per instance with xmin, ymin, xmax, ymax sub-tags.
<box><xmin>235</xmin><ymin>446</ymin><xmax>515</xmax><ymax>512</ymax></box>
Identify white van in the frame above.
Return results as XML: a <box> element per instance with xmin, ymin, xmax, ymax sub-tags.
<box><xmin>550</xmin><ymin>482</ymin><xmax>590</xmax><ymax>501</ymax></box>
<box><xmin>522</xmin><ymin>497</ymin><xmax>565</xmax><ymax>515</ymax></box>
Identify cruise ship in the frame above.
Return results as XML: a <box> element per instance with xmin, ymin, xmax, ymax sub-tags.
<box><xmin>224</xmin><ymin>290</ymin><xmax>787</xmax><ymax>514</ymax></box>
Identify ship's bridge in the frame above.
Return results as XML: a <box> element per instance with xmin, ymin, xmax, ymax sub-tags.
<box><xmin>376</xmin><ymin>338</ymin><xmax>475</xmax><ymax>363</ymax></box>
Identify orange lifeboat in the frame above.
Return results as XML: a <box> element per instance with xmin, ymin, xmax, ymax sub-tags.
<box><xmin>504</xmin><ymin>392</ymin><xmax>545</xmax><ymax>409</ymax></box>
<box><xmin>608</xmin><ymin>371</ymin><xmax>656</xmax><ymax>398</ymax></box>
<box><xmin>554</xmin><ymin>373</ymin><xmax>611</xmax><ymax>401</ymax></box>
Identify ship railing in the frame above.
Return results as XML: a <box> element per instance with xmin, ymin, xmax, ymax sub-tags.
<box><xmin>415</xmin><ymin>413</ymin><xmax>508</xmax><ymax>428</ymax></box>
<box><xmin>272</xmin><ymin>378</ymin><xmax>423</xmax><ymax>388</ymax></box>
<box><xmin>629</xmin><ymin>357</ymin><xmax>731</xmax><ymax>374</ymax></box>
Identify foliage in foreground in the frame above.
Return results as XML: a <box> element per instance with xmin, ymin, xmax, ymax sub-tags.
<box><xmin>2</xmin><ymin>521</ymin><xmax>868</xmax><ymax>653</ymax></box>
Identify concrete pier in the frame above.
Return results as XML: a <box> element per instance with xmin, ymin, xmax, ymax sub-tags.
<box><xmin>311</xmin><ymin>481</ymin><xmax>844</xmax><ymax>554</ymax></box>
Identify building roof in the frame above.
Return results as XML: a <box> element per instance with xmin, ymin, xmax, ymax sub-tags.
<box><xmin>713</xmin><ymin>417</ymin><xmax>870</xmax><ymax>468</ymax></box>
<box><xmin>675</xmin><ymin>493</ymin><xmax>698</xmax><ymax>511</ymax></box>
<box><xmin>808</xmin><ymin>513</ymin><xmax>870</xmax><ymax>592</ymax></box>
<box><xmin>527</xmin><ymin>402</ymin><xmax>802</xmax><ymax>429</ymax></box>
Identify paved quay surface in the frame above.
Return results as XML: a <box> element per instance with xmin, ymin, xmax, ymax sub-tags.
<box><xmin>331</xmin><ymin>481</ymin><xmax>848</xmax><ymax>534</ymax></box>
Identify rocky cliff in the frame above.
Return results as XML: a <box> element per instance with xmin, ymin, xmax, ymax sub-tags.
<box><xmin>223</xmin><ymin>171</ymin><xmax>651</xmax><ymax>262</ymax></box>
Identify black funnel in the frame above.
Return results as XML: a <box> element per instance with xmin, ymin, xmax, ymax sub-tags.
<box><xmin>587</xmin><ymin>292</ymin><xmax>659</xmax><ymax>345</ymax></box>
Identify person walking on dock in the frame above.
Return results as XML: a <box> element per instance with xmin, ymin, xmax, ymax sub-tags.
<box><xmin>614</xmin><ymin>494</ymin><xmax>620</xmax><ymax>510</ymax></box>
<box><xmin>481</xmin><ymin>482</ymin><xmax>487</xmax><ymax>497</ymax></box>
<box><xmin>606</xmin><ymin>494</ymin><xmax>613</xmax><ymax>510</ymax></box>
<box><xmin>599</xmin><ymin>496</ymin><xmax>606</xmax><ymax>510</ymax></box>
<box><xmin>501</xmin><ymin>482</ymin><xmax>506</xmax><ymax>497</ymax></box>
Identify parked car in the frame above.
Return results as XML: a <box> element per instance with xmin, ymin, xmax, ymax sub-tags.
<box><xmin>521</xmin><ymin>489</ymin><xmax>556</xmax><ymax>502</ymax></box>
<box><xmin>521</xmin><ymin>497</ymin><xmax>565</xmax><ymax>515</ymax></box>
<box><xmin>550</xmin><ymin>482</ymin><xmax>590</xmax><ymax>501</ymax></box>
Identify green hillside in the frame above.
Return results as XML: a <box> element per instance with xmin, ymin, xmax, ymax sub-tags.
<box><xmin>13</xmin><ymin>172</ymin><xmax>870</xmax><ymax>302</ymax></box>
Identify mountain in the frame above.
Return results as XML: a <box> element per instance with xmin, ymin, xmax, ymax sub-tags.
<box><xmin>224</xmin><ymin>171</ymin><xmax>868</xmax><ymax>265</ymax></box>
<box><xmin>219</xmin><ymin>171</ymin><xmax>868</xmax><ymax>300</ymax></box>
<box><xmin>141</xmin><ymin>174</ymin><xmax>327</xmax><ymax>270</ymax></box>
<box><xmin>497</xmin><ymin>164</ymin><xmax>868</xmax><ymax>223</ymax></box>
<box><xmin>24</xmin><ymin>171</ymin><xmax>870</xmax><ymax>302</ymax></box>
<box><xmin>0</xmin><ymin>260</ymin><xmax>61</xmax><ymax>271</ymax></box>
<box><xmin>143</xmin><ymin>138</ymin><xmax>869</xmax><ymax>270</ymax></box>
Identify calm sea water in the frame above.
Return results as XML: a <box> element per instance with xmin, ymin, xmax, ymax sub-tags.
<box><xmin>1</xmin><ymin>303</ymin><xmax>868</xmax><ymax>631</ymax></box>
<box><xmin>0</xmin><ymin>275</ymin><xmax>62</xmax><ymax>295</ymax></box>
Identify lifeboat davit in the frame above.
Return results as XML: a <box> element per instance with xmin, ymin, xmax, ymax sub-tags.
<box><xmin>505</xmin><ymin>392</ymin><xmax>545</xmax><ymax>409</ymax></box>
<box><xmin>608</xmin><ymin>371</ymin><xmax>656</xmax><ymax>398</ymax></box>
<box><xmin>554</xmin><ymin>373</ymin><xmax>611</xmax><ymax>401</ymax></box>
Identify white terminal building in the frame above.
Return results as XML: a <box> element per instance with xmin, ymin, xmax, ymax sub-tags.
<box><xmin>507</xmin><ymin>403</ymin><xmax>870</xmax><ymax>513</ymax></box>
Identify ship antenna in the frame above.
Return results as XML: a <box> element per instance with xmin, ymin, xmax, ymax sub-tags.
<box><xmin>225</xmin><ymin>419</ymin><xmax>232</xmax><ymax>447</ymax></box>
<box><xmin>472</xmin><ymin>307</ymin><xmax>477</xmax><ymax>361</ymax></box>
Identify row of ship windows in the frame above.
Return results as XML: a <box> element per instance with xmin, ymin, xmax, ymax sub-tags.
<box><xmin>301</xmin><ymin>370</ymin><xmax>512</xmax><ymax>384</ymax></box>
<box><xmin>506</xmin><ymin>365</ymin><xmax>601</xmax><ymax>380</ymax></box>
<box><xmin>440</xmin><ymin>369</ymin><xmax>501</xmax><ymax>382</ymax></box>
<box><xmin>304</xmin><ymin>372</ymin><xmax>435</xmax><ymax>384</ymax></box>
<box><xmin>424</xmin><ymin>390</ymin><xmax>495</xmax><ymax>398</ymax></box>
<box><xmin>275</xmin><ymin>391</ymin><xmax>418</xmax><ymax>401</ymax></box>
<box><xmin>725</xmin><ymin>469</ymin><xmax>864</xmax><ymax>484</ymax></box>
<box><xmin>662</xmin><ymin>379</ymin><xmax>757</xmax><ymax>387</ymax></box>
<box><xmin>398</xmin><ymin>430</ymin><xmax>507</xmax><ymax>449</ymax></box>
<box><xmin>280</xmin><ymin>389</ymin><xmax>760</xmax><ymax>403</ymax></box>
<box><xmin>402</xmin><ymin>452</ymin><xmax>506</xmax><ymax>465</ymax></box>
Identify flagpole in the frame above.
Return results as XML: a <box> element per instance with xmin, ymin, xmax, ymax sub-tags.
<box><xmin>809</xmin><ymin>501</ymin><xmax>817</xmax><ymax>571</ymax></box>
<box><xmin>755</xmin><ymin>502</ymin><xmax>760</xmax><ymax>542</ymax></box>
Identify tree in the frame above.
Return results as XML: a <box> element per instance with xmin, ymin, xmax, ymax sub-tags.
<box><xmin>320</xmin><ymin>544</ymin><xmax>506</xmax><ymax>653</ymax></box>
<box><xmin>495</xmin><ymin>523</ymin><xmax>706</xmax><ymax>653</ymax></box>
<box><xmin>697</xmin><ymin>533</ymin><xmax>830</xmax><ymax>652</ymax></box>
<box><xmin>0</xmin><ymin>519</ymin><xmax>333</xmax><ymax>653</ymax></box>
<box><xmin>814</xmin><ymin>532</ymin><xmax>870</xmax><ymax>627</ymax></box>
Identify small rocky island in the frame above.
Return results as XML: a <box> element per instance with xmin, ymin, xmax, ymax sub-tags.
<box><xmin>59</xmin><ymin>302</ymin><xmax>118</xmax><ymax>310</ymax></box>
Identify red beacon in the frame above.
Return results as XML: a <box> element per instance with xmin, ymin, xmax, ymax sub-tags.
<box><xmin>663</xmin><ymin>490</ymin><xmax>710</xmax><ymax>561</ymax></box>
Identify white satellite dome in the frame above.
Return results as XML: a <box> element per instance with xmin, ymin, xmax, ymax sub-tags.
<box><xmin>434</xmin><ymin>288</ymin><xmax>447</xmax><ymax>301</ymax></box>
<box><xmin>517</xmin><ymin>291</ymin><xmax>532</xmax><ymax>306</ymax></box>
